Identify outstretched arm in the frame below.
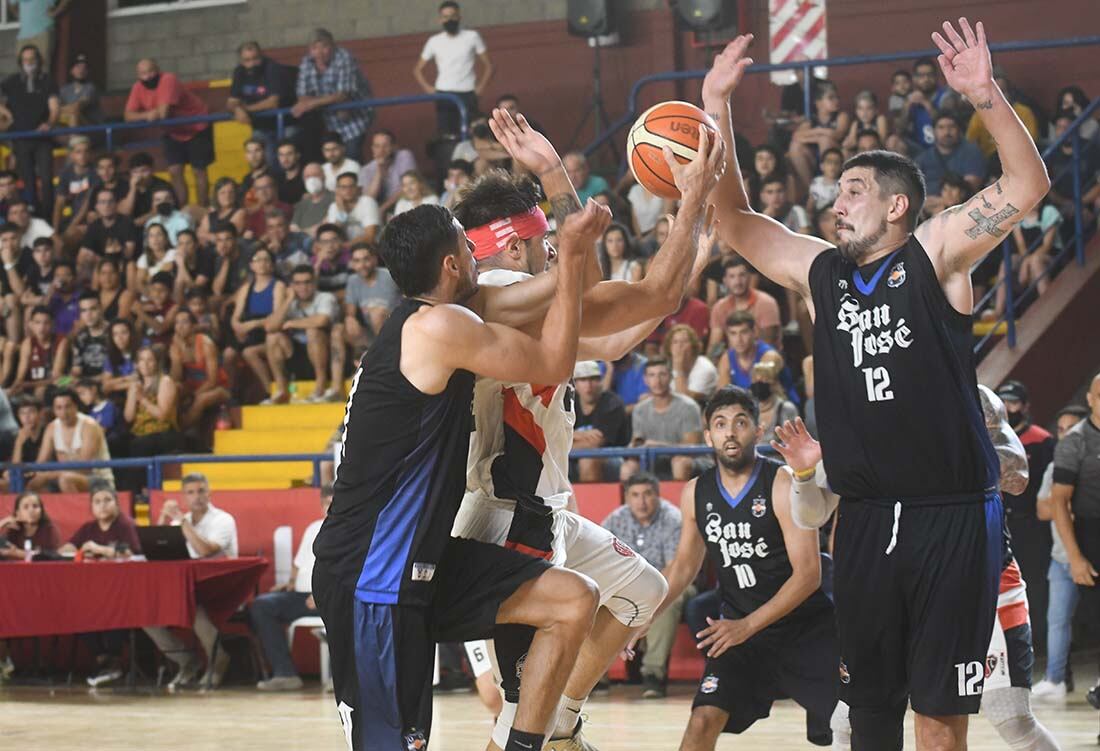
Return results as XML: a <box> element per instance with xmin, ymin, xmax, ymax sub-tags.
<box><xmin>915</xmin><ymin>19</ymin><xmax>1049</xmax><ymax>277</ymax></box>
<box><xmin>702</xmin><ymin>35</ymin><xmax>830</xmax><ymax>298</ymax></box>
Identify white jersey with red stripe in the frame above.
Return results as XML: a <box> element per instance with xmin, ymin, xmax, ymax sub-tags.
<box><xmin>462</xmin><ymin>268</ymin><xmax>575</xmax><ymax>514</ymax></box>
<box><xmin>997</xmin><ymin>556</ymin><xmax>1029</xmax><ymax>631</ymax></box>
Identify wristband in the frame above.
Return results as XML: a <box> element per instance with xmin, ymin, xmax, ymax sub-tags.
<box><xmin>3</xmin><ymin>262</ymin><xmax>15</xmax><ymax>271</ymax></box>
<box><xmin>792</xmin><ymin>466</ymin><xmax>816</xmax><ymax>482</ymax></box>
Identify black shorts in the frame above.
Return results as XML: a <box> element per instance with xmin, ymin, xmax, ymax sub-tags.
<box><xmin>313</xmin><ymin>537</ymin><xmax>551</xmax><ymax>750</ymax></box>
<box><xmin>162</xmin><ymin>125</ymin><xmax>214</xmax><ymax>168</ymax></box>
<box><xmin>288</xmin><ymin>336</ymin><xmax>317</xmax><ymax>380</ymax></box>
<box><xmin>692</xmin><ymin>610</ymin><xmax>839</xmax><ymax>735</ymax></box>
<box><xmin>833</xmin><ymin>493</ymin><xmax>1003</xmax><ymax>719</ymax></box>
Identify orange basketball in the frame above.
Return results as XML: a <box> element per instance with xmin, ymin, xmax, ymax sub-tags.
<box><xmin>627</xmin><ymin>101</ymin><xmax>719</xmax><ymax>199</ymax></box>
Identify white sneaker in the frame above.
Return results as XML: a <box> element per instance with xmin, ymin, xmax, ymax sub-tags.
<box><xmin>1031</xmin><ymin>679</ymin><xmax>1067</xmax><ymax>702</ymax></box>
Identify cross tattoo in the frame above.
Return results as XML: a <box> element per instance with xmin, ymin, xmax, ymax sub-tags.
<box><xmin>965</xmin><ymin>205</ymin><xmax>1019</xmax><ymax>239</ymax></box>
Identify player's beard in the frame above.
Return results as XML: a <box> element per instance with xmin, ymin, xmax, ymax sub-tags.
<box><xmin>715</xmin><ymin>440</ymin><xmax>754</xmax><ymax>472</ymax></box>
<box><xmin>837</xmin><ymin>218</ymin><xmax>889</xmax><ymax>265</ymax></box>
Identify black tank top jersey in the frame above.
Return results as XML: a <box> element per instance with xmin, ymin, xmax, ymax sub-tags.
<box><xmin>694</xmin><ymin>460</ymin><xmax>831</xmax><ymax>628</ymax></box>
<box><xmin>808</xmin><ymin>236</ymin><xmax>998</xmax><ymax>502</ymax></box>
<box><xmin>312</xmin><ymin>298</ymin><xmax>476</xmax><ymax>608</ymax></box>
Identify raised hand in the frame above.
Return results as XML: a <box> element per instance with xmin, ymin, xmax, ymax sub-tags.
<box><xmin>662</xmin><ymin>124</ymin><xmax>726</xmax><ymax>201</ymax></box>
<box><xmin>931</xmin><ymin>18</ymin><xmax>993</xmax><ymax>102</ymax></box>
<box><xmin>702</xmin><ymin>34</ymin><xmax>755</xmax><ymax>105</ymax></box>
<box><xmin>557</xmin><ymin>199</ymin><xmax>613</xmax><ymax>260</ymax></box>
<box><xmin>488</xmin><ymin>108</ymin><xmax>561</xmax><ymax>176</ymax></box>
<box><xmin>770</xmin><ymin>417</ymin><xmax>821</xmax><ymax>474</ymax></box>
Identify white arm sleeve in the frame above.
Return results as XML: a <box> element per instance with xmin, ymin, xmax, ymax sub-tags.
<box><xmin>787</xmin><ymin>463</ymin><xmax>839</xmax><ymax>530</ymax></box>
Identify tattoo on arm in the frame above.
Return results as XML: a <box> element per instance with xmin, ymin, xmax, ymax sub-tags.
<box><xmin>979</xmin><ymin>192</ymin><xmax>994</xmax><ymax>210</ymax></box>
<box><xmin>974</xmin><ymin>100</ymin><xmax>994</xmax><ymax>110</ymax></box>
<box><xmin>994</xmin><ymin>180</ymin><xmax>1003</xmax><ymax>195</ymax></box>
<box><xmin>548</xmin><ymin>193</ymin><xmax>582</xmax><ymax>227</ymax></box>
<box><xmin>964</xmin><ymin>203</ymin><xmax>1020</xmax><ymax>240</ymax></box>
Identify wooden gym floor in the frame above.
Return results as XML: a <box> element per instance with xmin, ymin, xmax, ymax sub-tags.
<box><xmin>2</xmin><ymin>672</ymin><xmax>1098</xmax><ymax>750</ymax></box>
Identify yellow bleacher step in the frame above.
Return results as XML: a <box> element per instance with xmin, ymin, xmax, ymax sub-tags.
<box><xmin>214</xmin><ymin>428</ymin><xmax>335</xmax><ymax>455</ymax></box>
<box><xmin>268</xmin><ymin>379</ymin><xmax>354</xmax><ymax>398</ymax></box>
<box><xmin>972</xmin><ymin>320</ymin><xmax>1011</xmax><ymax>336</ymax></box>
<box><xmin>163</xmin><ymin>478</ymin><xmax>297</xmax><ymax>492</ymax></box>
<box><xmin>241</xmin><ymin>403</ymin><xmax>346</xmax><ymax>432</ymax></box>
<box><xmin>180</xmin><ymin>460</ymin><xmax>314</xmax><ymax>484</ymax></box>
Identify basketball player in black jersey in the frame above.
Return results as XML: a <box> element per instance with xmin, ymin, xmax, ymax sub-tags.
<box><xmin>651</xmin><ymin>386</ymin><xmax>837</xmax><ymax>750</ymax></box>
<box><xmin>311</xmin><ymin>199</ymin><xmax>612</xmax><ymax>751</ymax></box>
<box><xmin>700</xmin><ymin>20</ymin><xmax>1050</xmax><ymax>751</ymax></box>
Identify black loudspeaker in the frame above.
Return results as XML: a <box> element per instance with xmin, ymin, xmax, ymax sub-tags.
<box><xmin>676</xmin><ymin>0</ymin><xmax>737</xmax><ymax>31</ymax></box>
<box><xmin>568</xmin><ymin>0</ymin><xmax>615</xmax><ymax>37</ymax></box>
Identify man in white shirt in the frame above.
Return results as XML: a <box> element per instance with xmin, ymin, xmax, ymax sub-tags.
<box><xmin>324</xmin><ymin>172</ymin><xmax>380</xmax><ymax>243</ymax></box>
<box><xmin>250</xmin><ymin>485</ymin><xmax>332</xmax><ymax>691</ymax></box>
<box><xmin>413</xmin><ymin>1</ymin><xmax>493</xmax><ymax>136</ymax></box>
<box><xmin>320</xmin><ymin>133</ymin><xmax>361</xmax><ymax>192</ymax></box>
<box><xmin>144</xmin><ymin>472</ymin><xmax>240</xmax><ymax>689</ymax></box>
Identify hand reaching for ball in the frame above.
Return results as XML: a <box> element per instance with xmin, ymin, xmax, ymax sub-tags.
<box><xmin>662</xmin><ymin>123</ymin><xmax>726</xmax><ymax>202</ymax></box>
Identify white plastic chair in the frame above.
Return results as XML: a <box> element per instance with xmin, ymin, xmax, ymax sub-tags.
<box><xmin>272</xmin><ymin>526</ymin><xmax>293</xmax><ymax>588</ymax></box>
<box><xmin>287</xmin><ymin>616</ymin><xmax>329</xmax><ymax>687</ymax></box>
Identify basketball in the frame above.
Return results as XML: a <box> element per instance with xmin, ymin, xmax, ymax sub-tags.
<box><xmin>627</xmin><ymin>101</ymin><xmax>720</xmax><ymax>199</ymax></box>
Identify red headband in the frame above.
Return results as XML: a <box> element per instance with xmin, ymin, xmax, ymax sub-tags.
<box><xmin>467</xmin><ymin>206</ymin><xmax>550</xmax><ymax>260</ymax></box>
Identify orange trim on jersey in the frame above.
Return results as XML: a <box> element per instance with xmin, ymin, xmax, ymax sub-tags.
<box><xmin>502</xmin><ymin>387</ymin><xmax>547</xmax><ymax>455</ymax></box>
<box><xmin>505</xmin><ymin>540</ymin><xmax>553</xmax><ymax>560</ymax></box>
<box><xmin>531</xmin><ymin>383</ymin><xmax>556</xmax><ymax>407</ymax></box>
<box><xmin>998</xmin><ymin>600</ymin><xmax>1029</xmax><ymax>630</ymax></box>
<box><xmin>1000</xmin><ymin>560</ymin><xmax>1023</xmax><ymax>593</ymax></box>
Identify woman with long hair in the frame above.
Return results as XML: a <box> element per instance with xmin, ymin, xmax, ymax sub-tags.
<box><xmin>229</xmin><ymin>246</ymin><xmax>286</xmax><ymax>398</ymax></box>
<box><xmin>95</xmin><ymin>258</ymin><xmax>134</xmax><ymax>322</ymax></box>
<box><xmin>131</xmin><ymin>223</ymin><xmax>176</xmax><ymax>291</ymax></box>
<box><xmin>197</xmin><ymin>177</ymin><xmax>246</xmax><ymax>246</ymax></box>
<box><xmin>125</xmin><ymin>345</ymin><xmax>181</xmax><ymax>456</ymax></box>
<box><xmin>103</xmin><ymin>319</ymin><xmax>140</xmax><ymax>396</ymax></box>
<box><xmin>392</xmin><ymin>170</ymin><xmax>441</xmax><ymax>217</ymax></box>
<box><xmin>598</xmin><ymin>223</ymin><xmax>643</xmax><ymax>282</ymax></box>
<box><xmin>661</xmin><ymin>324</ymin><xmax>718</xmax><ymax>404</ymax></box>
<box><xmin>0</xmin><ymin>490</ymin><xmax>60</xmax><ymax>559</ymax></box>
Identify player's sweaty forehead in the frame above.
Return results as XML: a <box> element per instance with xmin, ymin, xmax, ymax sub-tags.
<box><xmin>840</xmin><ymin>168</ymin><xmax>874</xmax><ymax>192</ymax></box>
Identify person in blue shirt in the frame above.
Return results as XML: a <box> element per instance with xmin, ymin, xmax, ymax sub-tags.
<box><xmin>915</xmin><ymin>112</ymin><xmax>987</xmax><ymax>196</ymax></box>
<box><xmin>609</xmin><ymin>351</ymin><xmax>648</xmax><ymax>413</ymax></box>
<box><xmin>15</xmin><ymin>0</ymin><xmax>69</xmax><ymax>68</ymax></box>
<box><xmin>896</xmin><ymin>56</ymin><xmax>959</xmax><ymax>153</ymax></box>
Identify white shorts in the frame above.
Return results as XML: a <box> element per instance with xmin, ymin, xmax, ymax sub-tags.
<box><xmin>452</xmin><ymin>498</ymin><xmax>651</xmax><ymax>615</ymax></box>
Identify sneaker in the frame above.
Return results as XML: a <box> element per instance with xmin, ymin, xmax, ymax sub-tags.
<box><xmin>1031</xmin><ymin>679</ymin><xmax>1067</xmax><ymax>703</ymax></box>
<box><xmin>322</xmin><ymin>387</ymin><xmax>341</xmax><ymax>402</ymax></box>
<box><xmin>167</xmin><ymin>659</ymin><xmax>202</xmax><ymax>690</ymax></box>
<box><xmin>1087</xmin><ymin>682</ymin><xmax>1100</xmax><ymax>710</ymax></box>
<box><xmin>86</xmin><ymin>667</ymin><xmax>123</xmax><ymax>688</ymax></box>
<box><xmin>256</xmin><ymin>675</ymin><xmax>304</xmax><ymax>691</ymax></box>
<box><xmin>545</xmin><ymin>718</ymin><xmax>600</xmax><ymax>750</ymax></box>
<box><xmin>200</xmin><ymin>650</ymin><xmax>231</xmax><ymax>689</ymax></box>
<box><xmin>260</xmin><ymin>392</ymin><xmax>290</xmax><ymax>406</ymax></box>
<box><xmin>641</xmin><ymin>674</ymin><xmax>666</xmax><ymax>699</ymax></box>
<box><xmin>0</xmin><ymin>656</ymin><xmax>14</xmax><ymax>680</ymax></box>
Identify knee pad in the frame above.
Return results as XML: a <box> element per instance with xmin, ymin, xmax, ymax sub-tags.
<box><xmin>848</xmin><ymin>701</ymin><xmax>905</xmax><ymax>751</ymax></box>
<box><xmin>604</xmin><ymin>562</ymin><xmax>668</xmax><ymax>628</ymax></box>
<box><xmin>983</xmin><ymin>687</ymin><xmax>1059</xmax><ymax>750</ymax></box>
<box><xmin>830</xmin><ymin>701</ymin><xmax>851</xmax><ymax>751</ymax></box>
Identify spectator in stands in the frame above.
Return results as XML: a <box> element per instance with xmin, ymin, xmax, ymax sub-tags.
<box><xmin>854</xmin><ymin>128</ymin><xmax>884</xmax><ymax>154</ymax></box>
<box><xmin>1048</xmin><ymin>372</ymin><xmax>1100</xmax><ymax>704</ymax></box>
<box><xmin>146</xmin><ymin>472</ymin><xmax>238</xmax><ymax>689</ymax></box>
<box><xmin>343</xmin><ymin>241</ymin><xmax>398</xmax><ymax>356</ymax></box>
<box><xmin>250</xmin><ymin>485</ymin><xmax>333</xmax><ymax>691</ymax></box>
<box><xmin>441</xmin><ymin>158</ymin><xmax>474</xmax><ymax>210</ymax></box>
<box><xmin>0</xmin><ymin>225</ymin><xmax>25</xmax><ymax>346</ymax></box>
<box><xmin>93</xmin><ymin>153</ymin><xmax>127</xmax><ymax>203</ymax></box>
<box><xmin>717</xmin><ymin>310</ymin><xmax>780</xmax><ymax>389</ymax></box>
<box><xmin>103</xmin><ymin>319</ymin><xmax>139</xmax><ymax>396</ymax></box>
<box><xmin>211</xmin><ymin>223</ymin><xmax>252</xmax><ymax>302</ymax></box>
<box><xmin>663</xmin><ymin>324</ymin><xmax>717</xmax><ymax>404</ymax></box>
<box><xmin>325</xmin><ymin>174</ymin><xmax>380</xmax><ymax>244</ymax></box>
<box><xmin>494</xmin><ymin>93</ymin><xmax>545</xmax><ymax>133</ymax></box>
<box><xmin>358</xmin><ymin>130</ymin><xmax>418</xmax><ymax>215</ymax></box>
<box><xmin>392</xmin><ymin>170</ymin><xmax>440</xmax><ymax>217</ymax></box>
<box><xmin>752</xmin><ymin>358</ymin><xmax>798</xmax><ymax>441</ymax></box>
<box><xmin>13</xmin><ymin>0</ymin><xmax>69</xmax><ymax>65</ymax></box>
<box><xmin>563</xmin><ymin>151</ymin><xmax>609</xmax><ymax>204</ymax></box>
<box><xmin>652</xmin><ymin>287</ymin><xmax>710</xmax><ymax>352</ymax></box>
<box><xmin>293</xmin><ymin>28</ymin><xmax>374</xmax><ymax>160</ymax></box>
<box><xmin>806</xmin><ymin>147</ymin><xmax>842</xmax><ymax>215</ymax></box>
<box><xmin>0</xmin><ymin>171</ymin><xmax>21</xmax><ymax>218</ymax></box>
<box><xmin>758</xmin><ymin>174</ymin><xmax>811</xmax><ymax>234</ymax></box>
<box><xmin>1049</xmin><ymin>86</ymin><xmax>1098</xmax><ymax>143</ymax></box>
<box><xmin>144</xmin><ymin>186</ymin><xmax>194</xmax><ymax>246</ymax></box>
<box><xmin>1</xmin><ymin>490</ymin><xmax>60</xmax><ymax>559</ymax></box>
<box><xmin>707</xmin><ymin>258</ymin><xmax>781</xmax><ymax>353</ymax></box>
<box><xmin>173</xmin><ymin>229</ymin><xmax>215</xmax><ymax>298</ymax></box>
<box><xmin>78</xmin><ymin>378</ymin><xmax>121</xmax><ymax>439</ymax></box>
<box><xmin>599</xmin><ymin>223</ymin><xmax>642</xmax><ymax>282</ymax></box>
<box><xmin>623</xmin><ymin>358</ymin><xmax>703</xmax><ymax>482</ymax></box>
<box><xmin>79</xmin><ymin>189</ymin><xmax>138</xmax><ymax>281</ymax></box>
<box><xmin>133</xmin><ymin>223</ymin><xmax>176</xmax><ymax>291</ymax></box>
<box><xmin>244</xmin><ymin>174</ymin><xmax>291</xmax><ymax>239</ymax></box>
<box><xmin>319</xmin><ymin>133</ymin><xmax>360</xmax><ymax>192</ymax></box>
<box><xmin>197</xmin><ymin>178</ymin><xmax>246</xmax><ymax>248</ymax></box>
<box><xmin>125</xmin><ymin>345</ymin><xmax>181</xmax><ymax>457</ymax></box>
<box><xmin>787</xmin><ymin>79</ymin><xmax>849</xmax><ymax>189</ymax></box>
<box><xmin>842</xmin><ymin>90</ymin><xmax>889</xmax><ymax>157</ymax></box>
<box><xmin>609</xmin><ymin>349</ymin><xmax>648</xmax><ymax>414</ymax></box>
<box><xmin>914</xmin><ymin>112</ymin><xmax>986</xmax><ymax>197</ymax></box>
<box><xmin>997</xmin><ymin>380</ymin><xmax>1055</xmax><ymax>651</ymax></box>
<box><xmin>0</xmin><ymin>390</ymin><xmax>16</xmax><ymax>462</ymax></box>
<box><xmin>135</xmin><ymin>272</ymin><xmax>176</xmax><ymax>349</ymax></box>
<box><xmin>0</xmin><ymin>45</ymin><xmax>58</xmax><ymax>216</ymax></box>
<box><xmin>10</xmin><ymin>396</ymin><xmax>46</xmax><ymax>467</ymax></box>
<box><xmin>31</xmin><ymin>388</ymin><xmax>114</xmax><ymax>492</ymax></box>
<box><xmin>263</xmin><ymin>211</ymin><xmax>311</xmax><ymax>279</ymax></box>
<box><xmin>601</xmin><ymin>472</ymin><xmax>684</xmax><ymax>698</ymax></box>
<box><xmin>169</xmin><ymin>309</ymin><xmax>230</xmax><ymax>432</ymax></box>
<box><xmin>967</xmin><ymin>66</ymin><xmax>1039</xmax><ymax>158</ymax></box>
<box><xmin>572</xmin><ymin>360</ymin><xmax>631</xmax><ymax>483</ymax></box>
<box><xmin>887</xmin><ymin>69</ymin><xmax>912</xmax><ymax>116</ymax></box>
<box><xmin>990</xmin><ymin>198</ymin><xmax>1063</xmax><ymax>319</ymax></box>
<box><xmin>185</xmin><ymin>288</ymin><xmax>221</xmax><ymax>344</ymax></box>
<box><xmin>71</xmin><ymin>291</ymin><xmax>110</xmax><ymax>378</ymax></box>
<box><xmin>414</xmin><ymin>1</ymin><xmax>493</xmax><ymax>136</ymax></box>
<box><xmin>240</xmin><ymin>138</ymin><xmax>271</xmax><ymax>200</ymax></box>
<box><xmin>293</xmin><ymin>163</ymin><xmax>334</xmax><ymax>237</ymax></box>
<box><xmin>46</xmin><ymin>260</ymin><xmax>81</xmax><ymax>336</ymax></box>
<box><xmin>265</xmin><ymin>264</ymin><xmax>339</xmax><ymax>404</ymax></box>
<box><xmin>10</xmin><ymin>307</ymin><xmax>62</xmax><ymax>398</ymax></box>
<box><xmin>230</xmin><ymin>247</ymin><xmax>285</xmax><ymax>398</ymax></box>
<box><xmin>53</xmin><ymin>135</ymin><xmax>96</xmax><ymax>247</ymax></box>
<box><xmin>228</xmin><ymin>41</ymin><xmax>297</xmax><ymax>163</ymax></box>
<box><xmin>12</xmin><ymin>236</ymin><xmax>56</xmax><ymax>313</ymax></box>
<box><xmin>1034</xmin><ymin>405</ymin><xmax>1090</xmax><ymax>700</ymax></box>
<box><xmin>58</xmin><ymin>52</ymin><xmax>101</xmax><ymax>126</ymax></box>
<box><xmin>124</xmin><ymin>59</ymin><xmax>214</xmax><ymax>207</ymax></box>
<box><xmin>275</xmin><ymin>140</ymin><xmax>306</xmax><ymax>205</ymax></box>
<box><xmin>118</xmin><ymin>152</ymin><xmax>173</xmax><ymax>226</ymax></box>
<box><xmin>7</xmin><ymin>197</ymin><xmax>56</xmax><ymax>253</ymax></box>
<box><xmin>895</xmin><ymin>56</ymin><xmax>958</xmax><ymax>153</ymax></box>
<box><xmin>1046</xmin><ymin>109</ymin><xmax>1100</xmax><ymax>226</ymax></box>
<box><xmin>95</xmin><ymin>258</ymin><xmax>134</xmax><ymax>323</ymax></box>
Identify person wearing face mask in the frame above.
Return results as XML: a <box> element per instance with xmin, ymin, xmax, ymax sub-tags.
<box><xmin>750</xmin><ymin>357</ymin><xmax>798</xmax><ymax>442</ymax></box>
<box><xmin>58</xmin><ymin>52</ymin><xmax>102</xmax><ymax>126</ymax></box>
<box><xmin>996</xmin><ymin>379</ymin><xmax>1055</xmax><ymax>658</ymax></box>
<box><xmin>0</xmin><ymin>45</ymin><xmax>59</xmax><ymax>217</ymax></box>
<box><xmin>124</xmin><ymin>59</ymin><xmax>215</xmax><ymax>207</ymax></box>
<box><xmin>144</xmin><ymin>187</ymin><xmax>194</xmax><ymax>245</ymax></box>
<box><xmin>292</xmin><ymin>163</ymin><xmax>334</xmax><ymax>237</ymax></box>
<box><xmin>413</xmin><ymin>1</ymin><xmax>493</xmax><ymax>137</ymax></box>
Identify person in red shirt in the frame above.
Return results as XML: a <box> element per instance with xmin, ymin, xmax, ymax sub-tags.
<box><xmin>123</xmin><ymin>59</ymin><xmax>215</xmax><ymax>208</ymax></box>
<box><xmin>644</xmin><ymin>295</ymin><xmax>710</xmax><ymax>357</ymax></box>
<box><xmin>707</xmin><ymin>257</ymin><xmax>781</xmax><ymax>353</ymax></box>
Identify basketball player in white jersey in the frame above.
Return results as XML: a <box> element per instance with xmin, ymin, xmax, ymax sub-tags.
<box><xmin>451</xmin><ymin>109</ymin><xmax>724</xmax><ymax>750</ymax></box>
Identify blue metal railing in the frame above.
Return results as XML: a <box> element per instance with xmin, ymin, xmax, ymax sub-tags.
<box><xmin>3</xmin><ymin>445</ymin><xmax>770</xmax><ymax>493</ymax></box>
<box><xmin>0</xmin><ymin>92</ymin><xmax>470</xmax><ymax>152</ymax></box>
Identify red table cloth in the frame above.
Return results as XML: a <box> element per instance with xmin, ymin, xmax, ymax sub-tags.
<box><xmin>0</xmin><ymin>557</ymin><xmax>268</xmax><ymax>638</ymax></box>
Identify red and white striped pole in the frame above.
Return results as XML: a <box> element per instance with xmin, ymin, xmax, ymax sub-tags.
<box><xmin>768</xmin><ymin>0</ymin><xmax>829</xmax><ymax>86</ymax></box>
